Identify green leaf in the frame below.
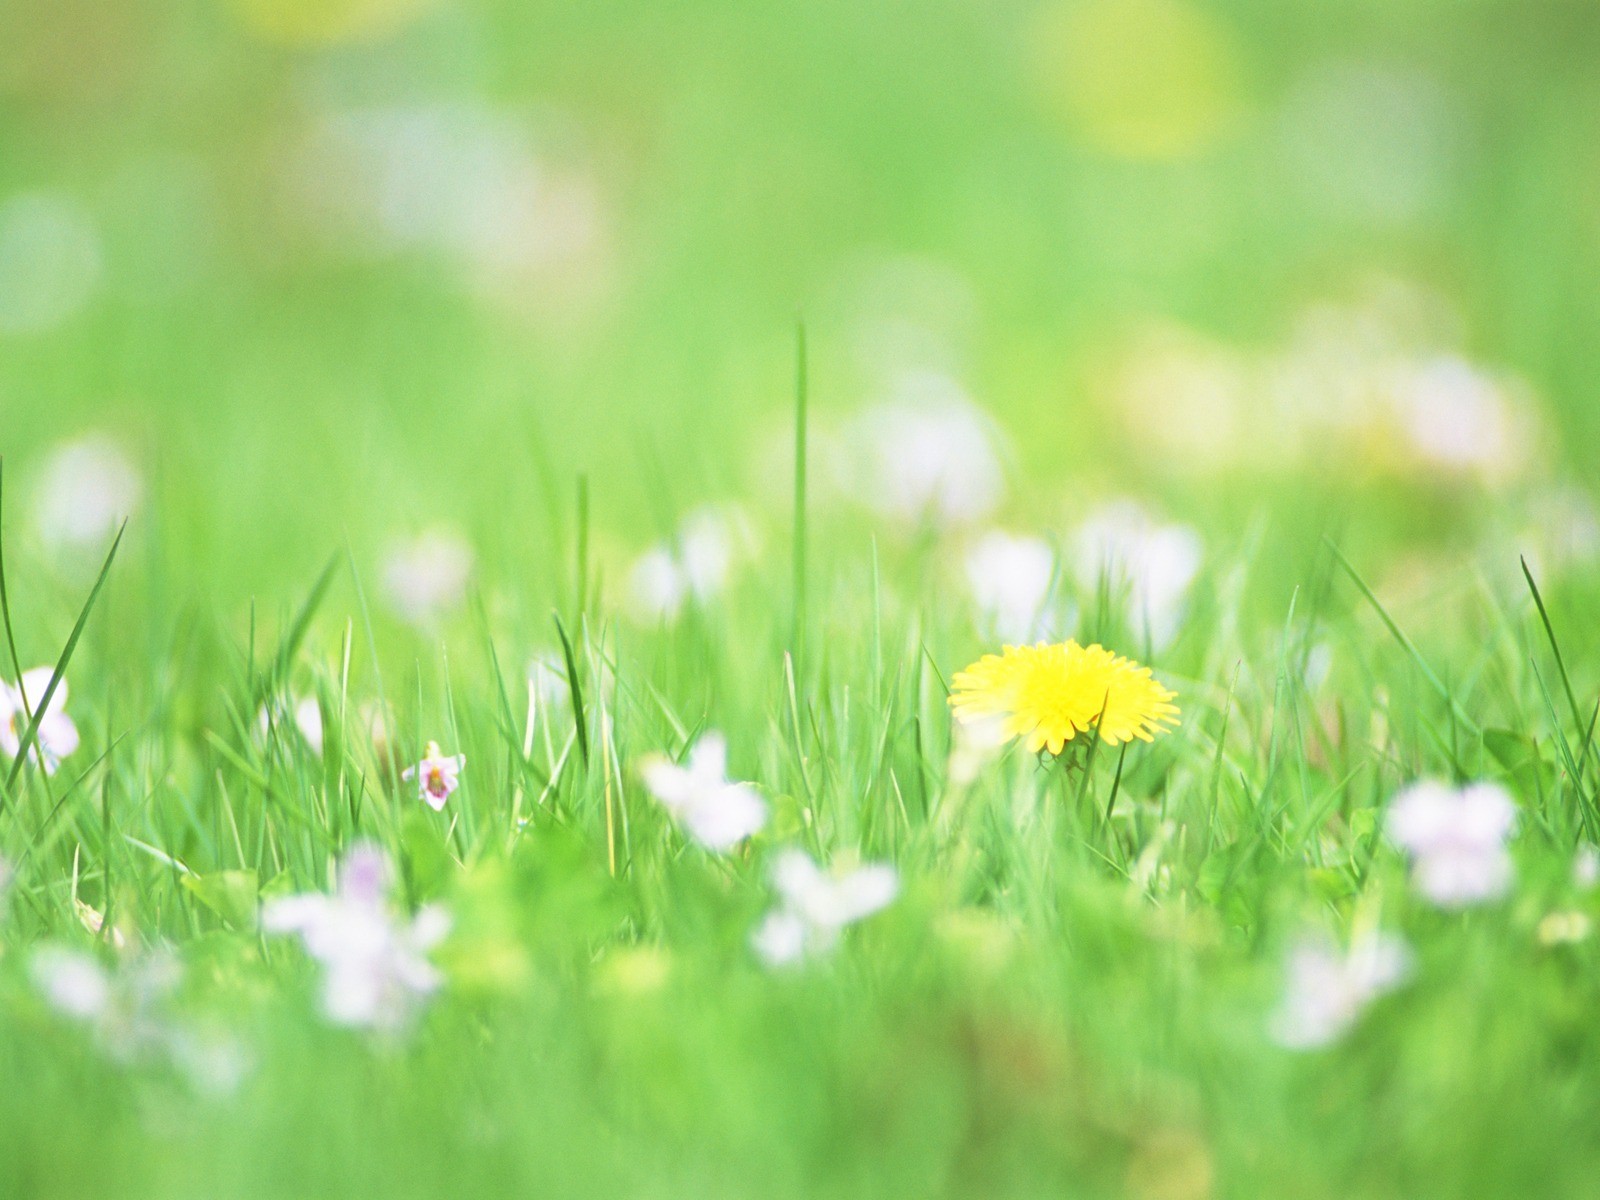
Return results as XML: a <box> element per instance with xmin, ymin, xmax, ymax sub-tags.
<box><xmin>181</xmin><ymin>869</ymin><xmax>260</xmax><ymax>930</ymax></box>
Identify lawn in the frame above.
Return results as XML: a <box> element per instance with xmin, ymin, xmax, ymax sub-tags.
<box><xmin>4</xmin><ymin>1</ymin><xmax>1600</xmax><ymax>1196</ymax></box>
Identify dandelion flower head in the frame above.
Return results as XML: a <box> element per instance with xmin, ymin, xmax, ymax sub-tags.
<box><xmin>949</xmin><ymin>640</ymin><xmax>1179</xmax><ymax>754</ymax></box>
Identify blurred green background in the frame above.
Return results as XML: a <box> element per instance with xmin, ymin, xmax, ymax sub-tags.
<box><xmin>3</xmin><ymin>0</ymin><xmax>1600</xmax><ymax>600</ymax></box>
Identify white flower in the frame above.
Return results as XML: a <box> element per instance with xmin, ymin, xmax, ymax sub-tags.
<box><xmin>30</xmin><ymin>434</ymin><xmax>141</xmax><ymax>553</ymax></box>
<box><xmin>1271</xmin><ymin>931</ymin><xmax>1410</xmax><ymax>1049</ymax></box>
<box><xmin>381</xmin><ymin>530</ymin><xmax>472</xmax><ymax>625</ymax></box>
<box><xmin>0</xmin><ymin>854</ymin><xmax>12</xmax><ymax>916</ymax></box>
<box><xmin>1388</xmin><ymin>357</ymin><xmax>1531</xmax><ymax>480</ymax></box>
<box><xmin>1575</xmin><ymin>844</ymin><xmax>1600</xmax><ymax>891</ymax></box>
<box><xmin>257</xmin><ymin>696</ymin><xmax>324</xmax><ymax>756</ymax></box>
<box><xmin>639</xmin><ymin>733</ymin><xmax>766</xmax><ymax>851</ymax></box>
<box><xmin>1073</xmin><ymin>501</ymin><xmax>1202</xmax><ymax>649</ymax></box>
<box><xmin>1386</xmin><ymin>780</ymin><xmax>1517</xmax><ymax>908</ymax></box>
<box><xmin>752</xmin><ymin>849</ymin><xmax>898</xmax><ymax>966</ymax></box>
<box><xmin>0</xmin><ymin>667</ymin><xmax>81</xmax><ymax>774</ymax></box>
<box><xmin>263</xmin><ymin>843</ymin><xmax>450</xmax><ymax>1031</ymax></box>
<box><xmin>627</xmin><ymin>547</ymin><xmax>690</xmax><ymax>622</ymax></box>
<box><xmin>402</xmin><ymin>741</ymin><xmax>465</xmax><ymax>812</ymax></box>
<box><xmin>966</xmin><ymin>532</ymin><xmax>1055</xmax><ymax>641</ymax></box>
<box><xmin>31</xmin><ymin>944</ymin><xmax>184</xmax><ymax>1061</ymax></box>
<box><xmin>848</xmin><ymin>373</ymin><xmax>1004</xmax><ymax>526</ymax></box>
<box><xmin>626</xmin><ymin>507</ymin><xmax>750</xmax><ymax>622</ymax></box>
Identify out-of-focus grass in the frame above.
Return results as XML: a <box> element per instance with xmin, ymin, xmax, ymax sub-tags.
<box><xmin>4</xmin><ymin>1</ymin><xmax>1600</xmax><ymax>1197</ymax></box>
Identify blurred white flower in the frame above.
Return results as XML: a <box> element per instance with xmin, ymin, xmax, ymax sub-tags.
<box><xmin>381</xmin><ymin>529</ymin><xmax>472</xmax><ymax>625</ymax></box>
<box><xmin>848</xmin><ymin>372</ymin><xmax>1004</xmax><ymax>526</ymax></box>
<box><xmin>625</xmin><ymin>507</ymin><xmax>751</xmax><ymax>622</ymax></box>
<box><xmin>0</xmin><ymin>667</ymin><xmax>81</xmax><ymax>775</ymax></box>
<box><xmin>31</xmin><ymin>944</ymin><xmax>183</xmax><ymax>1061</ymax></box>
<box><xmin>639</xmin><ymin>733</ymin><xmax>766</xmax><ymax>851</ymax></box>
<box><xmin>946</xmin><ymin>712</ymin><xmax>1011</xmax><ymax>787</ymax></box>
<box><xmin>1073</xmin><ymin>501</ymin><xmax>1202</xmax><ymax>648</ymax></box>
<box><xmin>263</xmin><ymin>843</ymin><xmax>450</xmax><ymax>1031</ymax></box>
<box><xmin>1576</xmin><ymin>844</ymin><xmax>1600</xmax><ymax>891</ymax></box>
<box><xmin>966</xmin><ymin>532</ymin><xmax>1055</xmax><ymax>641</ymax></box>
<box><xmin>402</xmin><ymin>741</ymin><xmax>465</xmax><ymax>812</ymax></box>
<box><xmin>528</xmin><ymin>653</ymin><xmax>571</xmax><ymax>718</ymax></box>
<box><xmin>1387</xmin><ymin>780</ymin><xmax>1517</xmax><ymax>908</ymax></box>
<box><xmin>1271</xmin><ymin>931</ymin><xmax>1410</xmax><ymax>1049</ymax></box>
<box><xmin>0</xmin><ymin>855</ymin><xmax>12</xmax><ymax>914</ymax></box>
<box><xmin>1387</xmin><ymin>356</ymin><xmax>1532</xmax><ymax>480</ymax></box>
<box><xmin>31</xmin><ymin>434</ymin><xmax>142</xmax><ymax>553</ymax></box>
<box><xmin>0</xmin><ymin>191</ymin><xmax>102</xmax><ymax>336</ymax></box>
<box><xmin>287</xmin><ymin>103</ymin><xmax>613</xmax><ymax>324</ymax></box>
<box><xmin>257</xmin><ymin>696</ymin><xmax>324</xmax><ymax>756</ymax></box>
<box><xmin>752</xmin><ymin>850</ymin><xmax>898</xmax><ymax>966</ymax></box>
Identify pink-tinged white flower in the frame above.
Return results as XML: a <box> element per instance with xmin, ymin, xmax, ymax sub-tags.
<box><xmin>257</xmin><ymin>696</ymin><xmax>324</xmax><ymax>756</ymax></box>
<box><xmin>1073</xmin><ymin>501</ymin><xmax>1202</xmax><ymax>650</ymax></box>
<box><xmin>381</xmin><ymin>529</ymin><xmax>472</xmax><ymax>626</ymax></box>
<box><xmin>1387</xmin><ymin>356</ymin><xmax>1533</xmax><ymax>481</ymax></box>
<box><xmin>1271</xmin><ymin>931</ymin><xmax>1410</xmax><ymax>1049</ymax></box>
<box><xmin>262</xmin><ymin>843</ymin><xmax>450</xmax><ymax>1031</ymax></box>
<box><xmin>966</xmin><ymin>532</ymin><xmax>1055</xmax><ymax>642</ymax></box>
<box><xmin>403</xmin><ymin>742</ymin><xmax>465</xmax><ymax>812</ymax></box>
<box><xmin>752</xmin><ymin>850</ymin><xmax>898</xmax><ymax>967</ymax></box>
<box><xmin>0</xmin><ymin>667</ymin><xmax>81</xmax><ymax>774</ymax></box>
<box><xmin>639</xmin><ymin>733</ymin><xmax>766</xmax><ymax>851</ymax></box>
<box><xmin>30</xmin><ymin>944</ymin><xmax>183</xmax><ymax>1061</ymax></box>
<box><xmin>848</xmin><ymin>373</ymin><xmax>1005</xmax><ymax>526</ymax></box>
<box><xmin>30</xmin><ymin>434</ymin><xmax>140</xmax><ymax>553</ymax></box>
<box><xmin>1386</xmin><ymin>780</ymin><xmax>1517</xmax><ymax>908</ymax></box>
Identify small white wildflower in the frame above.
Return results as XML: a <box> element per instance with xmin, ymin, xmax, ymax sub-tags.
<box><xmin>31</xmin><ymin>946</ymin><xmax>111</xmax><ymax>1021</ymax></box>
<box><xmin>381</xmin><ymin>529</ymin><xmax>472</xmax><ymax>626</ymax></box>
<box><xmin>640</xmin><ymin>733</ymin><xmax>766</xmax><ymax>851</ymax></box>
<box><xmin>402</xmin><ymin>741</ymin><xmax>465</xmax><ymax>812</ymax></box>
<box><xmin>966</xmin><ymin>532</ymin><xmax>1055</xmax><ymax>641</ymax></box>
<box><xmin>1386</xmin><ymin>780</ymin><xmax>1517</xmax><ymax>908</ymax></box>
<box><xmin>257</xmin><ymin>696</ymin><xmax>324</xmax><ymax>756</ymax></box>
<box><xmin>626</xmin><ymin>507</ymin><xmax>751</xmax><ymax>622</ymax></box>
<box><xmin>1073</xmin><ymin>501</ymin><xmax>1202</xmax><ymax>649</ymax></box>
<box><xmin>1271</xmin><ymin>931</ymin><xmax>1410</xmax><ymax>1049</ymax></box>
<box><xmin>752</xmin><ymin>849</ymin><xmax>898</xmax><ymax>966</ymax></box>
<box><xmin>30</xmin><ymin>434</ymin><xmax>141</xmax><ymax>553</ymax></box>
<box><xmin>1389</xmin><ymin>357</ymin><xmax>1532</xmax><ymax>481</ymax></box>
<box><xmin>848</xmin><ymin>373</ymin><xmax>1004</xmax><ymax>526</ymax></box>
<box><xmin>0</xmin><ymin>667</ymin><xmax>81</xmax><ymax>775</ymax></box>
<box><xmin>946</xmin><ymin>712</ymin><xmax>1010</xmax><ymax>787</ymax></box>
<box><xmin>626</xmin><ymin>547</ymin><xmax>690</xmax><ymax>622</ymax></box>
<box><xmin>31</xmin><ymin>944</ymin><xmax>183</xmax><ymax>1062</ymax></box>
<box><xmin>263</xmin><ymin>843</ymin><xmax>450</xmax><ymax>1031</ymax></box>
<box><xmin>1575</xmin><ymin>844</ymin><xmax>1600</xmax><ymax>891</ymax></box>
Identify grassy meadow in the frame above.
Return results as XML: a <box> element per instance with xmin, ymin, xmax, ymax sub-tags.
<box><xmin>5</xmin><ymin>1</ymin><xmax>1600</xmax><ymax>1196</ymax></box>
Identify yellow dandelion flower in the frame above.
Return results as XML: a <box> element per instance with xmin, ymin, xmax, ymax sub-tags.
<box><xmin>949</xmin><ymin>641</ymin><xmax>1179</xmax><ymax>754</ymax></box>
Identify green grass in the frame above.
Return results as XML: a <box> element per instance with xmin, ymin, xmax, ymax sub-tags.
<box><xmin>7</xmin><ymin>0</ymin><xmax>1600</xmax><ymax>1195</ymax></box>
